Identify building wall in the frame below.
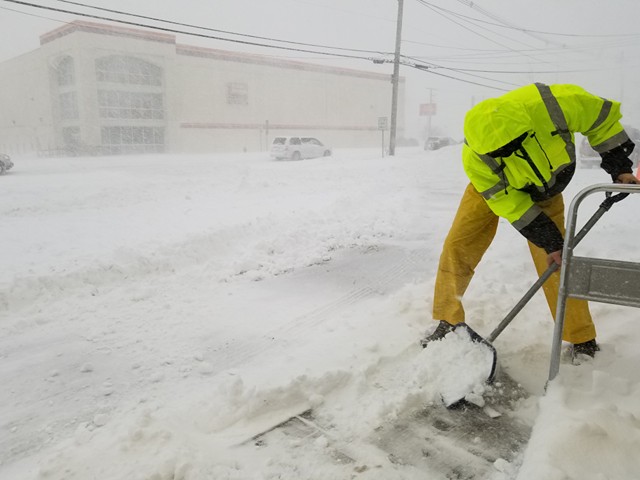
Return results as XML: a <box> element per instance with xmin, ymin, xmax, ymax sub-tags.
<box><xmin>38</xmin><ymin>26</ymin><xmax>176</xmax><ymax>156</ymax></box>
<box><xmin>173</xmin><ymin>46</ymin><xmax>402</xmax><ymax>153</ymax></box>
<box><xmin>0</xmin><ymin>52</ymin><xmax>55</xmax><ymax>155</ymax></box>
<box><xmin>0</xmin><ymin>21</ymin><xmax>404</xmax><ymax>156</ymax></box>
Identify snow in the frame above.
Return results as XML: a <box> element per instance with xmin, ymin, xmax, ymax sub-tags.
<box><xmin>2</xmin><ymin>146</ymin><xmax>640</xmax><ymax>479</ymax></box>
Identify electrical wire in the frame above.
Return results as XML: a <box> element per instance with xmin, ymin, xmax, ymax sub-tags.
<box><xmin>402</xmin><ymin>10</ymin><xmax>640</xmax><ymax>67</ymax></box>
<box><xmin>434</xmin><ymin>0</ymin><xmax>562</xmax><ymax>47</ymax></box>
<box><xmin>3</xmin><ymin>0</ymin><xmax>386</xmax><ymax>62</ymax></box>
<box><xmin>410</xmin><ymin>0</ymin><xmax>598</xmax><ymax>71</ymax></box>
<box><xmin>405</xmin><ymin>61</ymin><xmax>510</xmax><ymax>91</ymax></box>
<box><xmin>0</xmin><ymin>0</ymin><xmax>543</xmax><ymax>92</ymax></box>
<box><xmin>413</xmin><ymin>0</ymin><xmax>540</xmax><ymax>50</ymax></box>
<box><xmin>53</xmin><ymin>0</ymin><xmax>390</xmax><ymax>56</ymax></box>
<box><xmin>451</xmin><ymin>0</ymin><xmax>640</xmax><ymax>38</ymax></box>
<box><xmin>402</xmin><ymin>54</ymin><xmax>521</xmax><ymax>87</ymax></box>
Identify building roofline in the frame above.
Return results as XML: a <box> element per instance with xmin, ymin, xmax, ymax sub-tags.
<box><xmin>38</xmin><ymin>20</ymin><xmax>399</xmax><ymax>82</ymax></box>
<box><xmin>40</xmin><ymin>20</ymin><xmax>176</xmax><ymax>46</ymax></box>
<box><xmin>176</xmin><ymin>44</ymin><xmax>396</xmax><ymax>81</ymax></box>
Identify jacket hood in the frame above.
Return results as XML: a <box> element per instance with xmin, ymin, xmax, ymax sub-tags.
<box><xmin>464</xmin><ymin>97</ymin><xmax>533</xmax><ymax>155</ymax></box>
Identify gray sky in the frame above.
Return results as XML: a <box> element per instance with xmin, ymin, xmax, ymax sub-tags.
<box><xmin>2</xmin><ymin>0</ymin><xmax>640</xmax><ymax>137</ymax></box>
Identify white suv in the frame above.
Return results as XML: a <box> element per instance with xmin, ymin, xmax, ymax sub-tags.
<box><xmin>270</xmin><ymin>136</ymin><xmax>332</xmax><ymax>161</ymax></box>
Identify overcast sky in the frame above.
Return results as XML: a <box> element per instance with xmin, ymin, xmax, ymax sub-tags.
<box><xmin>2</xmin><ymin>0</ymin><xmax>640</xmax><ymax>138</ymax></box>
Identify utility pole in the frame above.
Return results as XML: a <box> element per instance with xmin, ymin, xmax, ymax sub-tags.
<box><xmin>426</xmin><ymin>88</ymin><xmax>433</xmax><ymax>141</ymax></box>
<box><xmin>389</xmin><ymin>0</ymin><xmax>404</xmax><ymax>156</ymax></box>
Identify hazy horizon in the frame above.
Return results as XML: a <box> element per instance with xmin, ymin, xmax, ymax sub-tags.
<box><xmin>2</xmin><ymin>0</ymin><xmax>640</xmax><ymax>140</ymax></box>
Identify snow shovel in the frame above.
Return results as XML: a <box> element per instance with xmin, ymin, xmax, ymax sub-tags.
<box><xmin>448</xmin><ymin>191</ymin><xmax>628</xmax><ymax>404</ymax></box>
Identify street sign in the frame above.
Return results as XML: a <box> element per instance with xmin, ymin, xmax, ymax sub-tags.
<box><xmin>378</xmin><ymin>116</ymin><xmax>388</xmax><ymax>130</ymax></box>
<box><xmin>419</xmin><ymin>103</ymin><xmax>437</xmax><ymax>116</ymax></box>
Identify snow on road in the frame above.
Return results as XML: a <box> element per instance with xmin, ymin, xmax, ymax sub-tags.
<box><xmin>2</xmin><ymin>147</ymin><xmax>640</xmax><ymax>479</ymax></box>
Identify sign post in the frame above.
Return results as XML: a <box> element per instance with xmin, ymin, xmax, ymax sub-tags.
<box><xmin>419</xmin><ymin>103</ymin><xmax>437</xmax><ymax>116</ymax></box>
<box><xmin>378</xmin><ymin>116</ymin><xmax>388</xmax><ymax>157</ymax></box>
<box><xmin>420</xmin><ymin>93</ymin><xmax>437</xmax><ymax>141</ymax></box>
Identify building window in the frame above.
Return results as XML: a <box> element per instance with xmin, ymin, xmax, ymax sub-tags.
<box><xmin>62</xmin><ymin>126</ymin><xmax>81</xmax><ymax>150</ymax></box>
<box><xmin>226</xmin><ymin>82</ymin><xmax>248</xmax><ymax>105</ymax></box>
<box><xmin>54</xmin><ymin>56</ymin><xmax>75</xmax><ymax>86</ymax></box>
<box><xmin>98</xmin><ymin>90</ymin><xmax>164</xmax><ymax>119</ymax></box>
<box><xmin>101</xmin><ymin>126</ymin><xmax>165</xmax><ymax>154</ymax></box>
<box><xmin>59</xmin><ymin>92</ymin><xmax>79</xmax><ymax>120</ymax></box>
<box><xmin>96</xmin><ymin>56</ymin><xmax>162</xmax><ymax>86</ymax></box>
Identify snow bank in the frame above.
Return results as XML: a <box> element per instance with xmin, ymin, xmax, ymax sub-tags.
<box><xmin>2</xmin><ymin>147</ymin><xmax>640</xmax><ymax>479</ymax></box>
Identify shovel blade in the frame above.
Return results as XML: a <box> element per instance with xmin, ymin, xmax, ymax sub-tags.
<box><xmin>456</xmin><ymin>323</ymin><xmax>498</xmax><ymax>383</ymax></box>
<box><xmin>440</xmin><ymin>323</ymin><xmax>498</xmax><ymax>408</ymax></box>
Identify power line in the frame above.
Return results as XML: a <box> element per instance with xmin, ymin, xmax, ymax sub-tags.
<box><xmin>402</xmin><ymin>51</ymin><xmax>622</xmax><ymax>75</ymax></box>
<box><xmin>451</xmin><ymin>0</ymin><xmax>640</xmax><ymax>39</ymax></box>
<box><xmin>412</xmin><ymin>0</ymin><xmax>574</xmax><ymax>70</ymax></box>
<box><xmin>447</xmin><ymin>0</ymin><xmax>563</xmax><ymax>47</ymax></box>
<box><xmin>1</xmin><ymin>3</ymin><xmax>63</xmax><ymax>22</ymax></box>
<box><xmin>3</xmin><ymin>0</ymin><xmax>387</xmax><ymax>62</ymax></box>
<box><xmin>1</xmin><ymin>0</ymin><xmax>573</xmax><ymax>94</ymax></box>
<box><xmin>403</xmin><ymin>38</ymin><xmax>529</xmax><ymax>53</ymax></box>
<box><xmin>402</xmin><ymin>54</ymin><xmax>521</xmax><ymax>87</ymax></box>
<box><xmin>53</xmin><ymin>0</ymin><xmax>390</xmax><ymax>56</ymax></box>
<box><xmin>406</xmin><ymin>61</ymin><xmax>510</xmax><ymax>91</ymax></box>
<box><xmin>401</xmin><ymin>39</ymin><xmax>606</xmax><ymax>69</ymax></box>
<box><xmin>402</xmin><ymin>20</ymin><xmax>640</xmax><ymax>65</ymax></box>
<box><xmin>443</xmin><ymin>0</ymin><xmax>640</xmax><ymax>71</ymax></box>
<box><xmin>414</xmin><ymin>0</ymin><xmax>539</xmax><ymax>51</ymax></box>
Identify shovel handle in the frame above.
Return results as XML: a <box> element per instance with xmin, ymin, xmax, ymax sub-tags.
<box><xmin>487</xmin><ymin>263</ymin><xmax>558</xmax><ymax>342</ymax></box>
<box><xmin>486</xmin><ymin>191</ymin><xmax>628</xmax><ymax>343</ymax></box>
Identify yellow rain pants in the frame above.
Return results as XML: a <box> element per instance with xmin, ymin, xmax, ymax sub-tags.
<box><xmin>432</xmin><ymin>182</ymin><xmax>596</xmax><ymax>344</ymax></box>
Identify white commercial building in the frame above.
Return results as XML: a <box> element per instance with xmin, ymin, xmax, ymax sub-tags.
<box><xmin>0</xmin><ymin>20</ymin><xmax>404</xmax><ymax>156</ymax></box>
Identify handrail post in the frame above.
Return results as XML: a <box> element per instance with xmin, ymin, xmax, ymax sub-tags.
<box><xmin>548</xmin><ymin>184</ymin><xmax>640</xmax><ymax>383</ymax></box>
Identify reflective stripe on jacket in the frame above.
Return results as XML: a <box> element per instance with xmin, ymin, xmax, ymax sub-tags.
<box><xmin>462</xmin><ymin>83</ymin><xmax>629</xmax><ymax>231</ymax></box>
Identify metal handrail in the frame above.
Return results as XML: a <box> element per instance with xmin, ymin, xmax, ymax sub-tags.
<box><xmin>548</xmin><ymin>183</ymin><xmax>640</xmax><ymax>381</ymax></box>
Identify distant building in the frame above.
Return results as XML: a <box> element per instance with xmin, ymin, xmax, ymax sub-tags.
<box><xmin>0</xmin><ymin>20</ymin><xmax>404</xmax><ymax>156</ymax></box>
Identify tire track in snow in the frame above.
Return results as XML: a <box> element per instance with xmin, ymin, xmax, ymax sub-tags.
<box><xmin>204</xmin><ymin>245</ymin><xmax>430</xmax><ymax>373</ymax></box>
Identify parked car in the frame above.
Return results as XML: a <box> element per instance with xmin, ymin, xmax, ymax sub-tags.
<box><xmin>0</xmin><ymin>153</ymin><xmax>13</xmax><ymax>175</ymax></box>
<box><xmin>424</xmin><ymin>136</ymin><xmax>456</xmax><ymax>151</ymax></box>
<box><xmin>270</xmin><ymin>136</ymin><xmax>332</xmax><ymax>161</ymax></box>
<box><xmin>579</xmin><ymin>126</ymin><xmax>640</xmax><ymax>169</ymax></box>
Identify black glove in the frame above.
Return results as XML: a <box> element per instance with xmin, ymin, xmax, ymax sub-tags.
<box><xmin>600</xmin><ymin>139</ymin><xmax>635</xmax><ymax>180</ymax></box>
<box><xmin>519</xmin><ymin>212</ymin><xmax>564</xmax><ymax>254</ymax></box>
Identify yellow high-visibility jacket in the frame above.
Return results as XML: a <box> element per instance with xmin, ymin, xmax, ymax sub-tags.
<box><xmin>462</xmin><ymin>83</ymin><xmax>634</xmax><ymax>252</ymax></box>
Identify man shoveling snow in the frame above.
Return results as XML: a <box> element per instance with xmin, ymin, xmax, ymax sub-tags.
<box><xmin>424</xmin><ymin>83</ymin><xmax>639</xmax><ymax>365</ymax></box>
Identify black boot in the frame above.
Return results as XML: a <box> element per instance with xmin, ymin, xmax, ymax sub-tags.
<box><xmin>571</xmin><ymin>339</ymin><xmax>600</xmax><ymax>360</ymax></box>
<box><xmin>420</xmin><ymin>321</ymin><xmax>456</xmax><ymax>348</ymax></box>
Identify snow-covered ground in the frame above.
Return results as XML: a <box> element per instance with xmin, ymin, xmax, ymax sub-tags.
<box><xmin>2</xmin><ymin>146</ymin><xmax>640</xmax><ymax>479</ymax></box>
